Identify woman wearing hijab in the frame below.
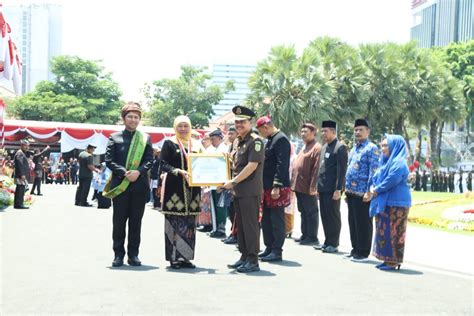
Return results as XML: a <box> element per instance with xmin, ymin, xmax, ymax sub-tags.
<box><xmin>369</xmin><ymin>134</ymin><xmax>411</xmax><ymax>271</ymax></box>
<box><xmin>160</xmin><ymin>116</ymin><xmax>204</xmax><ymax>269</ymax></box>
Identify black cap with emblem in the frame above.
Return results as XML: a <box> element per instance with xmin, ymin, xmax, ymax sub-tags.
<box><xmin>232</xmin><ymin>105</ymin><xmax>256</xmax><ymax>121</ymax></box>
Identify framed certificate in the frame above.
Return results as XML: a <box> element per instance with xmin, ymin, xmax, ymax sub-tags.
<box><xmin>187</xmin><ymin>153</ymin><xmax>231</xmax><ymax>187</ymax></box>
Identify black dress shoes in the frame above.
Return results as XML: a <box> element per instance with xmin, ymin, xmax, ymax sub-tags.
<box><xmin>223</xmin><ymin>236</ymin><xmax>238</xmax><ymax>244</ymax></box>
<box><xmin>112</xmin><ymin>256</ymin><xmax>123</xmax><ymax>267</ymax></box>
<box><xmin>322</xmin><ymin>246</ymin><xmax>338</xmax><ymax>253</ymax></box>
<box><xmin>313</xmin><ymin>243</ymin><xmax>326</xmax><ymax>250</ymax></box>
<box><xmin>261</xmin><ymin>252</ymin><xmax>282</xmax><ymax>262</ymax></box>
<box><xmin>197</xmin><ymin>225</ymin><xmax>212</xmax><ymax>232</ymax></box>
<box><xmin>180</xmin><ymin>261</ymin><xmax>196</xmax><ymax>269</ymax></box>
<box><xmin>37</xmin><ymin>193</ymin><xmax>43</xmax><ymax>196</ymax></box>
<box><xmin>208</xmin><ymin>231</ymin><xmax>226</xmax><ymax>238</ymax></box>
<box><xmin>258</xmin><ymin>248</ymin><xmax>271</xmax><ymax>258</ymax></box>
<box><xmin>127</xmin><ymin>256</ymin><xmax>142</xmax><ymax>266</ymax></box>
<box><xmin>14</xmin><ymin>205</ymin><xmax>29</xmax><ymax>209</ymax></box>
<box><xmin>227</xmin><ymin>259</ymin><xmax>246</xmax><ymax>269</ymax></box>
<box><xmin>299</xmin><ymin>238</ymin><xmax>319</xmax><ymax>245</ymax></box>
<box><xmin>237</xmin><ymin>262</ymin><xmax>260</xmax><ymax>273</ymax></box>
<box><xmin>169</xmin><ymin>262</ymin><xmax>181</xmax><ymax>269</ymax></box>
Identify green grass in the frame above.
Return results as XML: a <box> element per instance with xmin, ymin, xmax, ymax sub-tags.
<box><xmin>411</xmin><ymin>191</ymin><xmax>463</xmax><ymax>202</ymax></box>
<box><xmin>408</xmin><ymin>192</ymin><xmax>474</xmax><ymax>234</ymax></box>
<box><xmin>408</xmin><ymin>222</ymin><xmax>474</xmax><ymax>236</ymax></box>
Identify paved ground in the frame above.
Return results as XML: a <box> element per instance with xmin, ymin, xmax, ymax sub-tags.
<box><xmin>1</xmin><ymin>185</ymin><xmax>473</xmax><ymax>315</ymax></box>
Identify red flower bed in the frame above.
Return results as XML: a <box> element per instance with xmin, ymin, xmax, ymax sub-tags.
<box><xmin>463</xmin><ymin>209</ymin><xmax>474</xmax><ymax>214</ymax></box>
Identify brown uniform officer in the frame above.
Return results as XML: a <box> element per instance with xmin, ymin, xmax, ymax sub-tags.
<box><xmin>219</xmin><ymin>105</ymin><xmax>265</xmax><ymax>273</ymax></box>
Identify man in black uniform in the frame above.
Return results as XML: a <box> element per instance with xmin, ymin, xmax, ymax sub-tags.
<box><xmin>13</xmin><ymin>139</ymin><xmax>31</xmax><ymax>209</ymax></box>
<box><xmin>219</xmin><ymin>106</ymin><xmax>265</xmax><ymax>273</ymax></box>
<box><xmin>104</xmin><ymin>102</ymin><xmax>153</xmax><ymax>267</ymax></box>
<box><xmin>421</xmin><ymin>170</ymin><xmax>428</xmax><ymax>192</ymax></box>
<box><xmin>222</xmin><ymin>126</ymin><xmax>239</xmax><ymax>245</ymax></box>
<box><xmin>256</xmin><ymin>115</ymin><xmax>291</xmax><ymax>262</ymax></box>
<box><xmin>30</xmin><ymin>145</ymin><xmax>50</xmax><ymax>195</ymax></box>
<box><xmin>75</xmin><ymin>144</ymin><xmax>98</xmax><ymax>207</ymax></box>
<box><xmin>314</xmin><ymin>120</ymin><xmax>348</xmax><ymax>253</ymax></box>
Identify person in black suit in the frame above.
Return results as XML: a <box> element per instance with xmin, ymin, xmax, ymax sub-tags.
<box><xmin>104</xmin><ymin>102</ymin><xmax>153</xmax><ymax>267</ymax></box>
<box><xmin>256</xmin><ymin>115</ymin><xmax>291</xmax><ymax>262</ymax></box>
<box><xmin>13</xmin><ymin>139</ymin><xmax>31</xmax><ymax>209</ymax></box>
<box><xmin>314</xmin><ymin>120</ymin><xmax>348</xmax><ymax>254</ymax></box>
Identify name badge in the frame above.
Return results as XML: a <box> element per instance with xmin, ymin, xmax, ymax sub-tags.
<box><xmin>325</xmin><ymin>152</ymin><xmax>330</xmax><ymax>158</ymax></box>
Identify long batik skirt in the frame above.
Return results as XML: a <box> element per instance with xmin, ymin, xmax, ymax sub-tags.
<box><xmin>165</xmin><ymin>214</ymin><xmax>197</xmax><ymax>262</ymax></box>
<box><xmin>197</xmin><ymin>188</ymin><xmax>212</xmax><ymax>226</ymax></box>
<box><xmin>373</xmin><ymin>206</ymin><xmax>410</xmax><ymax>264</ymax></box>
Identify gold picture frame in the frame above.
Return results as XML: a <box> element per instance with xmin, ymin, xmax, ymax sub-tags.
<box><xmin>187</xmin><ymin>153</ymin><xmax>231</xmax><ymax>187</ymax></box>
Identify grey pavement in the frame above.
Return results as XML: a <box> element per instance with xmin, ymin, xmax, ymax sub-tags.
<box><xmin>1</xmin><ymin>184</ymin><xmax>473</xmax><ymax>315</ymax></box>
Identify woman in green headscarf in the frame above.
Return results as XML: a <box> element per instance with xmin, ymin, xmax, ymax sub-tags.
<box><xmin>160</xmin><ymin>115</ymin><xmax>204</xmax><ymax>269</ymax></box>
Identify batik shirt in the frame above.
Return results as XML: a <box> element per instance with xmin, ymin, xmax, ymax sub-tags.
<box><xmin>345</xmin><ymin>139</ymin><xmax>380</xmax><ymax>196</ymax></box>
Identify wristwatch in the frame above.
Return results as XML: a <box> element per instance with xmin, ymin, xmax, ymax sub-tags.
<box><xmin>231</xmin><ymin>180</ymin><xmax>238</xmax><ymax>187</ymax></box>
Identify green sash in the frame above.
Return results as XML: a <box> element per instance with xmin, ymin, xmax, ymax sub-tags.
<box><xmin>103</xmin><ymin>131</ymin><xmax>147</xmax><ymax>199</ymax></box>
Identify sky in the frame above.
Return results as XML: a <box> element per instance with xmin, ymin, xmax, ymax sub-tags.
<box><xmin>4</xmin><ymin>0</ymin><xmax>413</xmax><ymax>101</ymax></box>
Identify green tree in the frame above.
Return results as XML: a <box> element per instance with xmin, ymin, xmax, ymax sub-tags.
<box><xmin>307</xmin><ymin>37</ymin><xmax>369</xmax><ymax>139</ymax></box>
<box><xmin>248</xmin><ymin>45</ymin><xmax>334</xmax><ymax>136</ymax></box>
<box><xmin>441</xmin><ymin>41</ymin><xmax>474</xmax><ymax>137</ymax></box>
<box><xmin>8</xmin><ymin>56</ymin><xmax>122</xmax><ymax>124</ymax></box>
<box><xmin>144</xmin><ymin>65</ymin><xmax>234</xmax><ymax>128</ymax></box>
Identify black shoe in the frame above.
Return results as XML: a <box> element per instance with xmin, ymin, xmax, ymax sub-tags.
<box><xmin>351</xmin><ymin>255</ymin><xmax>369</xmax><ymax>262</ymax></box>
<box><xmin>227</xmin><ymin>259</ymin><xmax>246</xmax><ymax>269</ymax></box>
<box><xmin>197</xmin><ymin>225</ymin><xmax>212</xmax><ymax>232</ymax></box>
<box><xmin>37</xmin><ymin>193</ymin><xmax>43</xmax><ymax>196</ymax></box>
<box><xmin>294</xmin><ymin>235</ymin><xmax>306</xmax><ymax>242</ymax></box>
<box><xmin>299</xmin><ymin>238</ymin><xmax>319</xmax><ymax>245</ymax></box>
<box><xmin>14</xmin><ymin>205</ymin><xmax>29</xmax><ymax>209</ymax></box>
<box><xmin>208</xmin><ymin>231</ymin><xmax>226</xmax><ymax>238</ymax></box>
<box><xmin>112</xmin><ymin>256</ymin><xmax>123</xmax><ymax>267</ymax></box>
<box><xmin>81</xmin><ymin>203</ymin><xmax>93</xmax><ymax>207</ymax></box>
<box><xmin>180</xmin><ymin>261</ymin><xmax>196</xmax><ymax>269</ymax></box>
<box><xmin>169</xmin><ymin>262</ymin><xmax>181</xmax><ymax>269</ymax></box>
<box><xmin>313</xmin><ymin>243</ymin><xmax>326</xmax><ymax>250</ymax></box>
<box><xmin>261</xmin><ymin>252</ymin><xmax>282</xmax><ymax>262</ymax></box>
<box><xmin>258</xmin><ymin>248</ymin><xmax>271</xmax><ymax>258</ymax></box>
<box><xmin>344</xmin><ymin>250</ymin><xmax>356</xmax><ymax>259</ymax></box>
<box><xmin>127</xmin><ymin>256</ymin><xmax>142</xmax><ymax>266</ymax></box>
<box><xmin>237</xmin><ymin>262</ymin><xmax>260</xmax><ymax>273</ymax></box>
<box><xmin>322</xmin><ymin>246</ymin><xmax>338</xmax><ymax>253</ymax></box>
<box><xmin>223</xmin><ymin>236</ymin><xmax>238</xmax><ymax>244</ymax></box>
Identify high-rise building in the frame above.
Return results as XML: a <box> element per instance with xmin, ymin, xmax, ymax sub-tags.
<box><xmin>3</xmin><ymin>3</ymin><xmax>62</xmax><ymax>94</ymax></box>
<box><xmin>211</xmin><ymin>64</ymin><xmax>255</xmax><ymax>119</ymax></box>
<box><xmin>411</xmin><ymin>0</ymin><xmax>473</xmax><ymax>48</ymax></box>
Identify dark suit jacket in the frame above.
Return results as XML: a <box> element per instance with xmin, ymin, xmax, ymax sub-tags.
<box><xmin>14</xmin><ymin>150</ymin><xmax>29</xmax><ymax>179</ymax></box>
<box><xmin>317</xmin><ymin>138</ymin><xmax>348</xmax><ymax>193</ymax></box>
<box><xmin>105</xmin><ymin>129</ymin><xmax>153</xmax><ymax>193</ymax></box>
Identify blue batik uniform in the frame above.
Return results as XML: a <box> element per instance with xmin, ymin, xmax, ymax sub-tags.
<box><xmin>345</xmin><ymin>138</ymin><xmax>380</xmax><ymax>259</ymax></box>
<box><xmin>345</xmin><ymin>139</ymin><xmax>380</xmax><ymax>196</ymax></box>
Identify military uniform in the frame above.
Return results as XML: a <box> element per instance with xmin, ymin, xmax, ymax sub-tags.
<box><xmin>232</xmin><ymin>131</ymin><xmax>265</xmax><ymax>265</ymax></box>
<box><xmin>228</xmin><ymin>106</ymin><xmax>265</xmax><ymax>272</ymax></box>
<box><xmin>13</xmin><ymin>141</ymin><xmax>30</xmax><ymax>209</ymax></box>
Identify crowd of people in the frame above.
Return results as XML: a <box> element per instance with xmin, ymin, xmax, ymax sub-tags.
<box><xmin>8</xmin><ymin>101</ymin><xmax>451</xmax><ymax>273</ymax></box>
<box><xmin>412</xmin><ymin>169</ymin><xmax>473</xmax><ymax>193</ymax></box>
<box><xmin>92</xmin><ymin>101</ymin><xmax>413</xmax><ymax>273</ymax></box>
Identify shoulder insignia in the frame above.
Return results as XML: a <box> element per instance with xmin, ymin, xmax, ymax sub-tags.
<box><xmin>255</xmin><ymin>141</ymin><xmax>262</xmax><ymax>152</ymax></box>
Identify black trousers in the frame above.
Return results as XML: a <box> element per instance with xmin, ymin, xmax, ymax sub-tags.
<box><xmin>234</xmin><ymin>196</ymin><xmax>260</xmax><ymax>264</ymax></box>
<box><xmin>75</xmin><ymin>177</ymin><xmax>92</xmax><ymax>206</ymax></box>
<box><xmin>346</xmin><ymin>193</ymin><xmax>373</xmax><ymax>257</ymax></box>
<box><xmin>14</xmin><ymin>184</ymin><xmax>26</xmax><ymax>207</ymax></box>
<box><xmin>71</xmin><ymin>173</ymin><xmax>78</xmax><ymax>185</ymax></box>
<box><xmin>112</xmin><ymin>190</ymin><xmax>147</xmax><ymax>258</ymax></box>
<box><xmin>30</xmin><ymin>177</ymin><xmax>42</xmax><ymax>195</ymax></box>
<box><xmin>261</xmin><ymin>206</ymin><xmax>286</xmax><ymax>255</ymax></box>
<box><xmin>318</xmin><ymin>192</ymin><xmax>342</xmax><ymax>247</ymax></box>
<box><xmin>295</xmin><ymin>192</ymin><xmax>319</xmax><ymax>241</ymax></box>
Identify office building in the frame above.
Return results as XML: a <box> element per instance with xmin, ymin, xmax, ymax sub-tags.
<box><xmin>3</xmin><ymin>3</ymin><xmax>62</xmax><ymax>94</ymax></box>
<box><xmin>211</xmin><ymin>64</ymin><xmax>255</xmax><ymax>119</ymax></box>
<box><xmin>411</xmin><ymin>0</ymin><xmax>473</xmax><ymax>48</ymax></box>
